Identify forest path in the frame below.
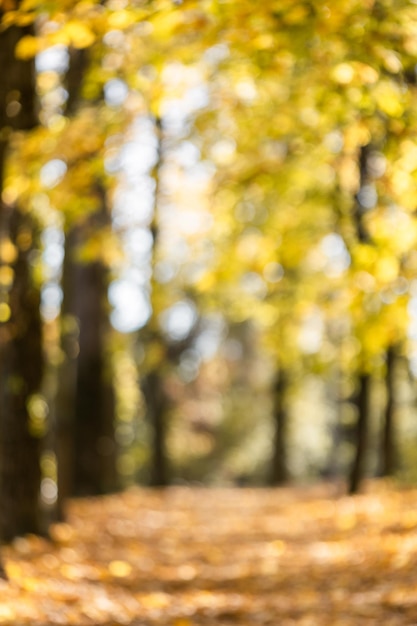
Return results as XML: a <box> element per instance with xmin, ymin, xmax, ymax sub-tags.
<box><xmin>1</xmin><ymin>483</ymin><xmax>417</xmax><ymax>625</ymax></box>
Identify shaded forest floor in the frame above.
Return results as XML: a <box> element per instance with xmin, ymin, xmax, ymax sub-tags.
<box><xmin>2</xmin><ymin>483</ymin><xmax>417</xmax><ymax>625</ymax></box>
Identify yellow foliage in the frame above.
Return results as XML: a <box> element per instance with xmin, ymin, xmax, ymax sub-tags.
<box><xmin>343</xmin><ymin>123</ymin><xmax>372</xmax><ymax>152</ymax></box>
<box><xmin>63</xmin><ymin>20</ymin><xmax>96</xmax><ymax>48</ymax></box>
<box><xmin>352</xmin><ymin>244</ymin><xmax>378</xmax><ymax>271</ymax></box>
<box><xmin>0</xmin><ymin>239</ymin><xmax>17</xmax><ymax>264</ymax></box>
<box><xmin>14</xmin><ymin>34</ymin><xmax>39</xmax><ymax>59</ymax></box>
<box><xmin>150</xmin><ymin>9</ymin><xmax>184</xmax><ymax>40</ymax></box>
<box><xmin>0</xmin><ymin>265</ymin><xmax>14</xmax><ymax>288</ymax></box>
<box><xmin>283</xmin><ymin>4</ymin><xmax>310</xmax><ymax>25</ymax></box>
<box><xmin>195</xmin><ymin>271</ymin><xmax>216</xmax><ymax>294</ymax></box>
<box><xmin>0</xmin><ymin>302</ymin><xmax>11</xmax><ymax>323</ymax></box>
<box><xmin>20</xmin><ymin>0</ymin><xmax>42</xmax><ymax>11</ymax></box>
<box><xmin>1</xmin><ymin>8</ymin><xmax>36</xmax><ymax>28</ymax></box>
<box><xmin>107</xmin><ymin>9</ymin><xmax>140</xmax><ymax>29</ymax></box>
<box><xmin>5</xmin><ymin>0</ymin><xmax>417</xmax><ymax>384</ymax></box>
<box><xmin>373</xmin><ymin>81</ymin><xmax>404</xmax><ymax>118</ymax></box>
<box><xmin>330</xmin><ymin>61</ymin><xmax>378</xmax><ymax>86</ymax></box>
<box><xmin>331</xmin><ymin>63</ymin><xmax>355</xmax><ymax>85</ymax></box>
<box><xmin>374</xmin><ymin>255</ymin><xmax>399</xmax><ymax>284</ymax></box>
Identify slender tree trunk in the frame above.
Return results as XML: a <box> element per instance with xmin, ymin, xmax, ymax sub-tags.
<box><xmin>57</xmin><ymin>201</ymin><xmax>117</xmax><ymax>499</ymax></box>
<box><xmin>348</xmin><ymin>144</ymin><xmax>373</xmax><ymax>495</ymax></box>
<box><xmin>144</xmin><ymin>369</ymin><xmax>169</xmax><ymax>487</ymax></box>
<box><xmin>380</xmin><ymin>344</ymin><xmax>397</xmax><ymax>477</ymax></box>
<box><xmin>54</xmin><ymin>304</ymin><xmax>78</xmax><ymax>518</ymax></box>
<box><xmin>143</xmin><ymin>116</ymin><xmax>171</xmax><ymax>487</ymax></box>
<box><xmin>55</xmin><ymin>46</ymin><xmax>117</xmax><ymax>501</ymax></box>
<box><xmin>348</xmin><ymin>373</ymin><xmax>371</xmax><ymax>494</ymax></box>
<box><xmin>269</xmin><ymin>368</ymin><xmax>289</xmax><ymax>485</ymax></box>
<box><xmin>73</xmin><ymin>256</ymin><xmax>116</xmax><ymax>495</ymax></box>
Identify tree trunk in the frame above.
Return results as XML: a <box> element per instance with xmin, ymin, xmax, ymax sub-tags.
<box><xmin>0</xmin><ymin>22</ymin><xmax>37</xmax><ymax>133</ymax></box>
<box><xmin>0</xmin><ymin>206</ymin><xmax>44</xmax><ymax>539</ymax></box>
<box><xmin>380</xmin><ymin>344</ymin><xmax>397</xmax><ymax>477</ymax></box>
<box><xmin>73</xmin><ymin>257</ymin><xmax>116</xmax><ymax>495</ymax></box>
<box><xmin>0</xmin><ymin>15</ymin><xmax>45</xmax><ymax>542</ymax></box>
<box><xmin>54</xmin><ymin>40</ymin><xmax>117</xmax><ymax>501</ymax></box>
<box><xmin>348</xmin><ymin>144</ymin><xmax>373</xmax><ymax>495</ymax></box>
<box><xmin>144</xmin><ymin>369</ymin><xmax>169</xmax><ymax>487</ymax></box>
<box><xmin>56</xmin><ymin>205</ymin><xmax>117</xmax><ymax>498</ymax></box>
<box><xmin>269</xmin><ymin>368</ymin><xmax>289</xmax><ymax>485</ymax></box>
<box><xmin>54</xmin><ymin>305</ymin><xmax>78</xmax><ymax>518</ymax></box>
<box><xmin>142</xmin><ymin>116</ymin><xmax>171</xmax><ymax>487</ymax></box>
<box><xmin>348</xmin><ymin>373</ymin><xmax>371</xmax><ymax>494</ymax></box>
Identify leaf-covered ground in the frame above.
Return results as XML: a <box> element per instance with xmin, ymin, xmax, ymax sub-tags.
<box><xmin>2</xmin><ymin>483</ymin><xmax>417</xmax><ymax>625</ymax></box>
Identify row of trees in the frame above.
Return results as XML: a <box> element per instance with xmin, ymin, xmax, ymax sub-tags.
<box><xmin>1</xmin><ymin>0</ymin><xmax>417</xmax><ymax>557</ymax></box>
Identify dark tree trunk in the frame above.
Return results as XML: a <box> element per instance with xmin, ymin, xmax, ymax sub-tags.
<box><xmin>54</xmin><ymin>306</ymin><xmax>78</xmax><ymax>518</ymax></box>
<box><xmin>144</xmin><ymin>369</ymin><xmax>169</xmax><ymax>487</ymax></box>
<box><xmin>54</xmin><ymin>39</ymin><xmax>117</xmax><ymax>502</ymax></box>
<box><xmin>269</xmin><ymin>368</ymin><xmax>289</xmax><ymax>485</ymax></box>
<box><xmin>73</xmin><ymin>257</ymin><xmax>116</xmax><ymax>495</ymax></box>
<box><xmin>142</xmin><ymin>116</ymin><xmax>171</xmax><ymax>487</ymax></box>
<box><xmin>0</xmin><ymin>15</ymin><xmax>45</xmax><ymax>542</ymax></box>
<box><xmin>56</xmin><ymin>199</ymin><xmax>117</xmax><ymax>499</ymax></box>
<box><xmin>0</xmin><ymin>209</ymin><xmax>44</xmax><ymax>539</ymax></box>
<box><xmin>348</xmin><ymin>373</ymin><xmax>371</xmax><ymax>494</ymax></box>
<box><xmin>348</xmin><ymin>144</ymin><xmax>373</xmax><ymax>495</ymax></box>
<box><xmin>0</xmin><ymin>23</ymin><xmax>37</xmax><ymax>133</ymax></box>
<box><xmin>380</xmin><ymin>344</ymin><xmax>397</xmax><ymax>477</ymax></box>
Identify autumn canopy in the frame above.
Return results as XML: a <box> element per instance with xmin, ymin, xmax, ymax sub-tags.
<box><xmin>1</xmin><ymin>0</ymin><xmax>417</xmax><ymax>561</ymax></box>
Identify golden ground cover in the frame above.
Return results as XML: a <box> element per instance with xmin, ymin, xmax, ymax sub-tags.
<box><xmin>2</xmin><ymin>483</ymin><xmax>417</xmax><ymax>625</ymax></box>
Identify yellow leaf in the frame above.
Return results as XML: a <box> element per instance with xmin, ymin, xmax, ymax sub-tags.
<box><xmin>284</xmin><ymin>5</ymin><xmax>309</xmax><ymax>24</ymax></box>
<box><xmin>356</xmin><ymin>62</ymin><xmax>379</xmax><ymax>84</ymax></box>
<box><xmin>195</xmin><ymin>271</ymin><xmax>216</xmax><ymax>293</ymax></box>
<box><xmin>141</xmin><ymin>592</ymin><xmax>170</xmax><ymax>609</ymax></box>
<box><xmin>0</xmin><ymin>265</ymin><xmax>14</xmax><ymax>288</ymax></box>
<box><xmin>331</xmin><ymin>62</ymin><xmax>355</xmax><ymax>85</ymax></box>
<box><xmin>108</xmin><ymin>560</ymin><xmax>132</xmax><ymax>577</ymax></box>
<box><xmin>1</xmin><ymin>9</ymin><xmax>35</xmax><ymax>28</ymax></box>
<box><xmin>0</xmin><ymin>239</ymin><xmax>17</xmax><ymax>264</ymax></box>
<box><xmin>64</xmin><ymin>20</ymin><xmax>96</xmax><ymax>49</ymax></box>
<box><xmin>374</xmin><ymin>81</ymin><xmax>404</xmax><ymax>118</ymax></box>
<box><xmin>20</xmin><ymin>0</ymin><xmax>41</xmax><ymax>10</ymax></box>
<box><xmin>0</xmin><ymin>302</ymin><xmax>11</xmax><ymax>323</ymax></box>
<box><xmin>353</xmin><ymin>244</ymin><xmax>377</xmax><ymax>270</ymax></box>
<box><xmin>375</xmin><ymin>256</ymin><xmax>399</xmax><ymax>283</ymax></box>
<box><xmin>14</xmin><ymin>34</ymin><xmax>39</xmax><ymax>59</ymax></box>
<box><xmin>20</xmin><ymin>576</ymin><xmax>39</xmax><ymax>591</ymax></box>
<box><xmin>151</xmin><ymin>10</ymin><xmax>183</xmax><ymax>39</ymax></box>
<box><xmin>252</xmin><ymin>33</ymin><xmax>275</xmax><ymax>50</ymax></box>
<box><xmin>270</xmin><ymin>539</ymin><xmax>286</xmax><ymax>555</ymax></box>
<box><xmin>336</xmin><ymin>513</ymin><xmax>357</xmax><ymax>531</ymax></box>
<box><xmin>108</xmin><ymin>9</ymin><xmax>137</xmax><ymax>29</ymax></box>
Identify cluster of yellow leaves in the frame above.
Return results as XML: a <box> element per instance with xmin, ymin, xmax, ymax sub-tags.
<box><xmin>4</xmin><ymin>0</ymin><xmax>211</xmax><ymax>63</ymax></box>
<box><xmin>2</xmin><ymin>484</ymin><xmax>417</xmax><ymax>625</ymax></box>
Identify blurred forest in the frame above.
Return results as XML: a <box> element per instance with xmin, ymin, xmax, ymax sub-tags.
<box><xmin>2</xmin><ymin>0</ymin><xmax>417</xmax><ymax>545</ymax></box>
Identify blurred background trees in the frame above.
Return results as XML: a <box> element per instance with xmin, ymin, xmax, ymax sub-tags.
<box><xmin>2</xmin><ymin>0</ymin><xmax>417</xmax><ymax>542</ymax></box>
